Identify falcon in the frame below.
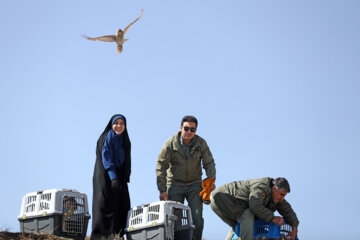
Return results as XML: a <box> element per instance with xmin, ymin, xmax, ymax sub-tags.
<box><xmin>83</xmin><ymin>9</ymin><xmax>143</xmax><ymax>53</ymax></box>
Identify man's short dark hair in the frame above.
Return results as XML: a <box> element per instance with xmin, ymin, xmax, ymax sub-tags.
<box><xmin>273</xmin><ymin>177</ymin><xmax>291</xmax><ymax>193</ymax></box>
<box><xmin>181</xmin><ymin>115</ymin><xmax>198</xmax><ymax>128</ymax></box>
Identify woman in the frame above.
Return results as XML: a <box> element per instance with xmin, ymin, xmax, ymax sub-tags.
<box><xmin>91</xmin><ymin>114</ymin><xmax>131</xmax><ymax>240</ymax></box>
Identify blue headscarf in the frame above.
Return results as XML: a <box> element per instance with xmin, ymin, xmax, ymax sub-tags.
<box><xmin>112</xmin><ymin>115</ymin><xmax>124</xmax><ymax>126</ymax></box>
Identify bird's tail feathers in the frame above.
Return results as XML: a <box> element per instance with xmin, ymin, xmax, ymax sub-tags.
<box><xmin>116</xmin><ymin>44</ymin><xmax>123</xmax><ymax>53</ymax></box>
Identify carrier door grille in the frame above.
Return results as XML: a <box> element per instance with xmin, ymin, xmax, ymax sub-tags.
<box><xmin>173</xmin><ymin>208</ymin><xmax>190</xmax><ymax>229</ymax></box>
<box><xmin>62</xmin><ymin>196</ymin><xmax>85</xmax><ymax>234</ymax></box>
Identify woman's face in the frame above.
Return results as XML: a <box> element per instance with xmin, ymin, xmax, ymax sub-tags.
<box><xmin>112</xmin><ymin>118</ymin><xmax>125</xmax><ymax>135</ymax></box>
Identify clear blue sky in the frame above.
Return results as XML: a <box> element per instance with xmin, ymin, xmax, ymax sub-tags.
<box><xmin>1</xmin><ymin>1</ymin><xmax>359</xmax><ymax>239</ymax></box>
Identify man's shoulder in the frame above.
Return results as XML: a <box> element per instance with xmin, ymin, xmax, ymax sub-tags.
<box><xmin>249</xmin><ymin>177</ymin><xmax>272</xmax><ymax>190</ymax></box>
<box><xmin>251</xmin><ymin>177</ymin><xmax>272</xmax><ymax>183</ymax></box>
<box><xmin>193</xmin><ymin>134</ymin><xmax>208</xmax><ymax>145</ymax></box>
<box><xmin>163</xmin><ymin>132</ymin><xmax>180</xmax><ymax>147</ymax></box>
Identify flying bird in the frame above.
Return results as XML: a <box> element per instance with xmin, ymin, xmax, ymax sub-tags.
<box><xmin>83</xmin><ymin>9</ymin><xmax>143</xmax><ymax>53</ymax></box>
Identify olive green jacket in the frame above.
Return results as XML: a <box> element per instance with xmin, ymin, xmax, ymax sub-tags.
<box><xmin>156</xmin><ymin>132</ymin><xmax>216</xmax><ymax>193</ymax></box>
<box><xmin>214</xmin><ymin>177</ymin><xmax>299</xmax><ymax>227</ymax></box>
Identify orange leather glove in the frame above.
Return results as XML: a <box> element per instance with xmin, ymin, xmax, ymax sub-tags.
<box><xmin>199</xmin><ymin>178</ymin><xmax>215</xmax><ymax>204</ymax></box>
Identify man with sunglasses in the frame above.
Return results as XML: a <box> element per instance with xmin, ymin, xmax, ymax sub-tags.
<box><xmin>210</xmin><ymin>177</ymin><xmax>299</xmax><ymax>240</ymax></box>
<box><xmin>156</xmin><ymin>115</ymin><xmax>216</xmax><ymax>240</ymax></box>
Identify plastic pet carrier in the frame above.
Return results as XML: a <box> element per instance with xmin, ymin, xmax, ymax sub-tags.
<box><xmin>18</xmin><ymin>189</ymin><xmax>91</xmax><ymax>240</ymax></box>
<box><xmin>126</xmin><ymin>201</ymin><xmax>195</xmax><ymax>240</ymax></box>
<box><xmin>232</xmin><ymin>219</ymin><xmax>299</xmax><ymax>240</ymax></box>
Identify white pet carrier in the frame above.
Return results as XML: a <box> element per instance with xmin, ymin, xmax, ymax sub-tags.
<box><xmin>126</xmin><ymin>201</ymin><xmax>195</xmax><ymax>240</ymax></box>
<box><xmin>18</xmin><ymin>189</ymin><xmax>90</xmax><ymax>239</ymax></box>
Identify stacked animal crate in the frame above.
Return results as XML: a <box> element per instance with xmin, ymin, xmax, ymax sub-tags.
<box><xmin>18</xmin><ymin>189</ymin><xmax>90</xmax><ymax>240</ymax></box>
<box><xmin>126</xmin><ymin>201</ymin><xmax>195</xmax><ymax>240</ymax></box>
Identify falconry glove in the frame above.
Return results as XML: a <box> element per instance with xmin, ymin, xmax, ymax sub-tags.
<box><xmin>199</xmin><ymin>178</ymin><xmax>215</xmax><ymax>205</ymax></box>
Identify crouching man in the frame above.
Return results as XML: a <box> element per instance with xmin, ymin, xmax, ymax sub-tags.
<box><xmin>210</xmin><ymin>177</ymin><xmax>299</xmax><ymax>240</ymax></box>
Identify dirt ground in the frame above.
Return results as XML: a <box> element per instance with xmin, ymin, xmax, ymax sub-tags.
<box><xmin>0</xmin><ymin>232</ymin><xmax>90</xmax><ymax>240</ymax></box>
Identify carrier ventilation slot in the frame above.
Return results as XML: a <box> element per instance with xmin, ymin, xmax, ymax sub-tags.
<box><xmin>131</xmin><ymin>208</ymin><xmax>143</xmax><ymax>218</ymax></box>
<box><xmin>147</xmin><ymin>213</ymin><xmax>160</xmax><ymax>222</ymax></box>
<box><xmin>40</xmin><ymin>193</ymin><xmax>52</xmax><ymax>201</ymax></box>
<box><xmin>25</xmin><ymin>203</ymin><xmax>36</xmax><ymax>213</ymax></box>
<box><xmin>39</xmin><ymin>202</ymin><xmax>49</xmax><ymax>210</ymax></box>
<box><xmin>280</xmin><ymin>224</ymin><xmax>293</xmax><ymax>235</ymax></box>
<box><xmin>26</xmin><ymin>196</ymin><xmax>37</xmax><ymax>204</ymax></box>
<box><xmin>255</xmin><ymin>224</ymin><xmax>270</xmax><ymax>234</ymax></box>
<box><xmin>148</xmin><ymin>204</ymin><xmax>160</xmax><ymax>213</ymax></box>
<box><xmin>130</xmin><ymin>216</ymin><xmax>143</xmax><ymax>225</ymax></box>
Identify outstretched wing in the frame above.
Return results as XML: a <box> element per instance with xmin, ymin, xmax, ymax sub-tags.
<box><xmin>123</xmin><ymin>9</ymin><xmax>144</xmax><ymax>36</ymax></box>
<box><xmin>82</xmin><ymin>34</ymin><xmax>116</xmax><ymax>42</ymax></box>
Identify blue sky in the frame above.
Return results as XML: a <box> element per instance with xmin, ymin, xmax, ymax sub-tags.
<box><xmin>1</xmin><ymin>1</ymin><xmax>359</xmax><ymax>239</ymax></box>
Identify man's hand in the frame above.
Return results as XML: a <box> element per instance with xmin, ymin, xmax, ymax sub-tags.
<box><xmin>160</xmin><ymin>192</ymin><xmax>168</xmax><ymax>201</ymax></box>
<box><xmin>272</xmin><ymin>216</ymin><xmax>284</xmax><ymax>226</ymax></box>
<box><xmin>287</xmin><ymin>226</ymin><xmax>298</xmax><ymax>240</ymax></box>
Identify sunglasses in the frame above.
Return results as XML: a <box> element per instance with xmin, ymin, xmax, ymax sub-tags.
<box><xmin>183</xmin><ymin>126</ymin><xmax>196</xmax><ymax>132</ymax></box>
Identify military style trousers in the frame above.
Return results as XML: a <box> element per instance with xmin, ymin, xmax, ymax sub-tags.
<box><xmin>167</xmin><ymin>184</ymin><xmax>203</xmax><ymax>240</ymax></box>
<box><xmin>210</xmin><ymin>193</ymin><xmax>255</xmax><ymax>240</ymax></box>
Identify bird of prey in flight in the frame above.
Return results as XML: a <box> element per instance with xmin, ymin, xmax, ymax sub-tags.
<box><xmin>83</xmin><ymin>9</ymin><xmax>143</xmax><ymax>53</ymax></box>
